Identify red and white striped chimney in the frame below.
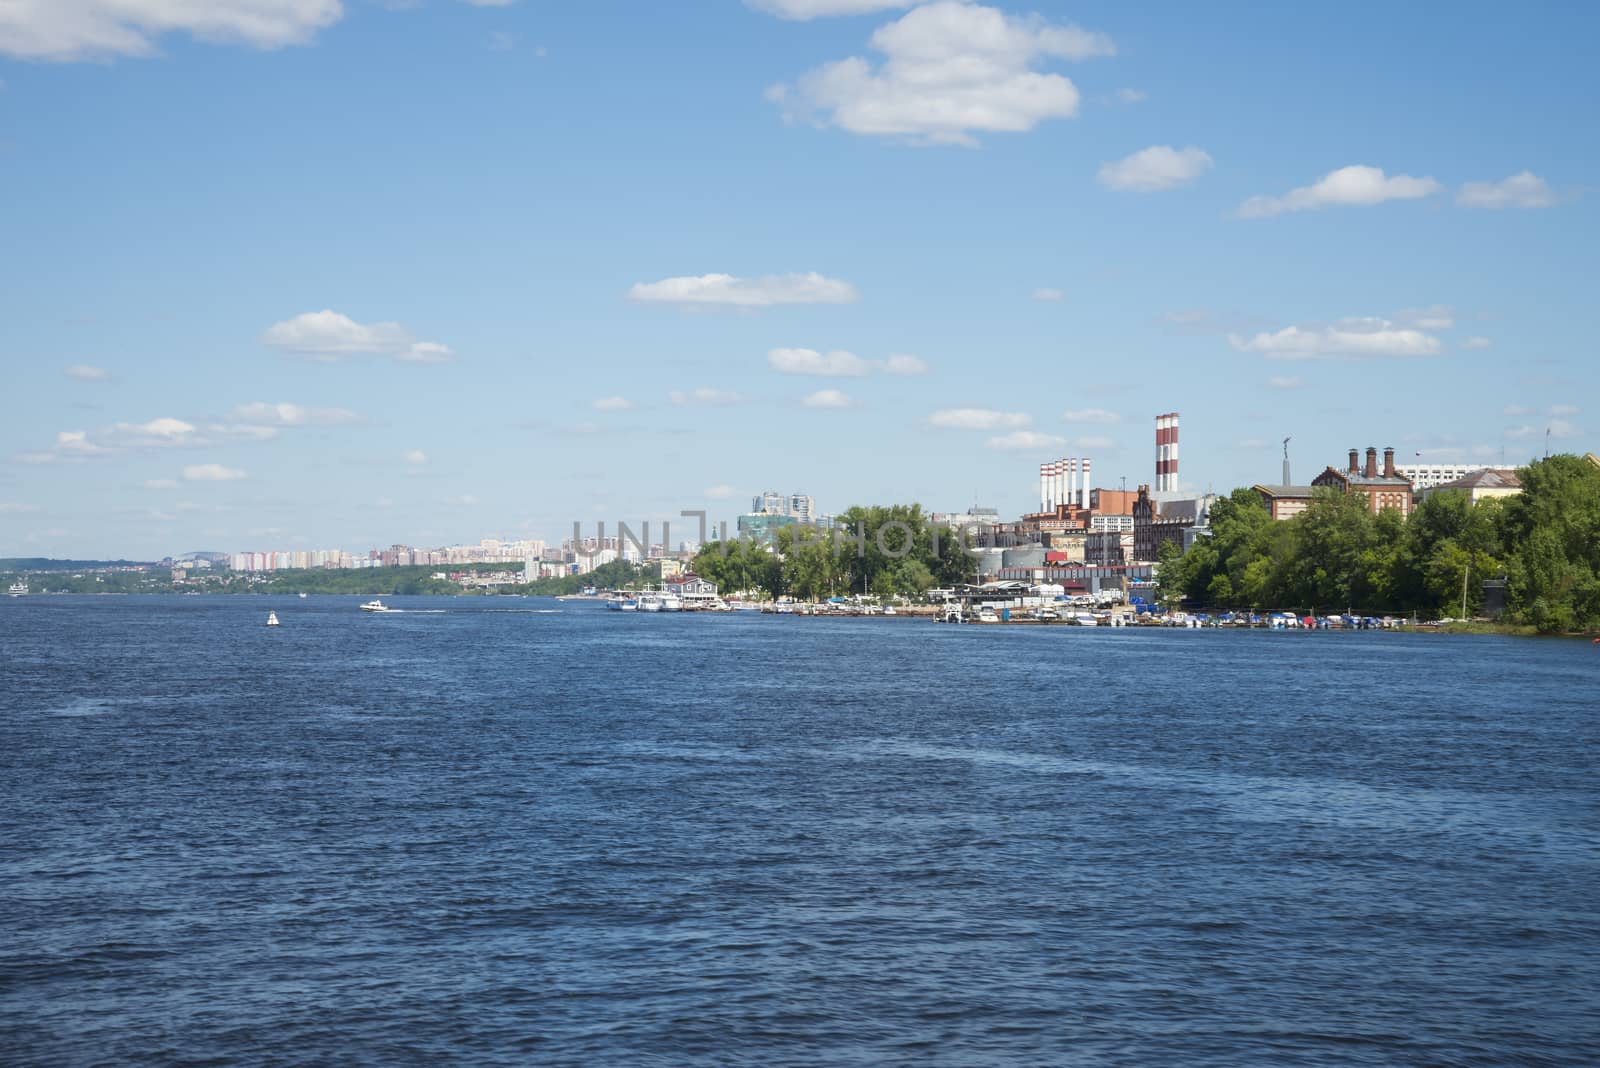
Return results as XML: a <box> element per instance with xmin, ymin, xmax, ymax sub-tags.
<box><xmin>1080</xmin><ymin>457</ymin><xmax>1092</xmax><ymax>508</ymax></box>
<box><xmin>1155</xmin><ymin>413</ymin><xmax>1180</xmax><ymax>493</ymax></box>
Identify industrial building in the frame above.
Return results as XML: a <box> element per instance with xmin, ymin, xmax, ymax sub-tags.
<box><xmin>1313</xmin><ymin>448</ymin><xmax>1415</xmax><ymax>516</ymax></box>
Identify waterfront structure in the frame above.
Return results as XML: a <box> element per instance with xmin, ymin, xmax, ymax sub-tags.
<box><xmin>1313</xmin><ymin>447</ymin><xmax>1415</xmax><ymax>517</ymax></box>
<box><xmin>664</xmin><ymin>574</ymin><xmax>718</xmax><ymax>606</ymax></box>
<box><xmin>1253</xmin><ymin>485</ymin><xmax>1318</xmax><ymax>521</ymax></box>
<box><xmin>1420</xmin><ymin>469</ymin><xmax>1522</xmax><ymax>504</ymax></box>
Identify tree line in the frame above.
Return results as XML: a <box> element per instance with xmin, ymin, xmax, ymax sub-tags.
<box><xmin>691</xmin><ymin>504</ymin><xmax>977</xmax><ymax>601</ymax></box>
<box><xmin>1157</xmin><ymin>454</ymin><xmax>1600</xmax><ymax>632</ymax></box>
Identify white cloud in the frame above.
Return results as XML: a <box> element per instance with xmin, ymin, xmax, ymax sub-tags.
<box><xmin>669</xmin><ymin>387</ymin><xmax>745</xmax><ymax>406</ymax></box>
<box><xmin>0</xmin><ymin>0</ymin><xmax>342</xmax><ymax>62</ymax></box>
<box><xmin>105</xmin><ymin>417</ymin><xmax>201</xmax><ymax>448</ymax></box>
<box><xmin>746</xmin><ymin>0</ymin><xmax>913</xmax><ymax>18</ymax></box>
<box><xmin>1507</xmin><ymin>421</ymin><xmax>1579</xmax><ymax>440</ymax></box>
<box><xmin>768</xmin><ymin>1</ymin><xmax>1113</xmax><ymax>147</ymax></box>
<box><xmin>464</xmin><ymin>1</ymin><xmax>515</xmax><ymax>10</ymax></box>
<box><xmin>53</xmin><ymin>430</ymin><xmax>111</xmax><ymax>457</ymax></box>
<box><xmin>1238</xmin><ymin>165</ymin><xmax>1442</xmax><ymax>218</ymax></box>
<box><xmin>628</xmin><ymin>272</ymin><xmax>858</xmax><ymax>307</ymax></box>
<box><xmin>1032</xmin><ymin>287</ymin><xmax>1065</xmax><ymax>302</ymax></box>
<box><xmin>704</xmin><ymin>483</ymin><xmax>735</xmax><ymax>499</ymax></box>
<box><xmin>1071</xmin><ymin>434</ymin><xmax>1114</xmax><ymax>450</ymax></box>
<box><xmin>453</xmin><ymin>494</ymin><xmax>480</xmax><ymax>506</ymax></box>
<box><xmin>0</xmin><ymin>501</ymin><xmax>40</xmax><ymax>514</ymax></box>
<box><xmin>262</xmin><ymin>310</ymin><xmax>455</xmax><ymax>363</ymax></box>
<box><xmin>883</xmin><ymin>353</ymin><xmax>928</xmax><ymax>375</ymax></box>
<box><xmin>182</xmin><ymin>463</ymin><xmax>245</xmax><ymax>482</ymax></box>
<box><xmin>226</xmin><ymin>402</ymin><xmax>362</xmax><ymax>427</ymax></box>
<box><xmin>143</xmin><ymin>478</ymin><xmax>179</xmax><ymax>490</ymax></box>
<box><xmin>19</xmin><ymin>418</ymin><xmax>206</xmax><ymax>462</ymax></box>
<box><xmin>1267</xmin><ymin>375</ymin><xmax>1304</xmax><ymax>390</ymax></box>
<box><xmin>1097</xmin><ymin>145</ymin><xmax>1212</xmax><ymax>192</ymax></box>
<box><xmin>768</xmin><ymin>347</ymin><xmax>871</xmax><ymax>376</ymax></box>
<box><xmin>1551</xmin><ymin>404</ymin><xmax>1581</xmax><ymax>417</ymax></box>
<box><xmin>1395</xmin><ymin>304</ymin><xmax>1455</xmax><ymax>330</ymax></box>
<box><xmin>1458</xmin><ymin>171</ymin><xmax>1557</xmax><ymax>210</ymax></box>
<box><xmin>1503</xmin><ymin>405</ymin><xmax>1536</xmax><ymax>417</ymax></box>
<box><xmin>1462</xmin><ymin>336</ymin><xmax>1492</xmax><ymax>350</ymax></box>
<box><xmin>986</xmin><ymin>430</ymin><xmax>1066</xmax><ymax>451</ymax></box>
<box><xmin>1062</xmin><ymin>407</ymin><xmax>1120</xmax><ymax>424</ymax></box>
<box><xmin>64</xmin><ymin>363</ymin><xmax>108</xmax><ymax>381</ymax></box>
<box><xmin>930</xmin><ymin>408</ymin><xmax>1030</xmax><ymax>430</ymax></box>
<box><xmin>592</xmin><ymin>395</ymin><xmax>635</xmax><ymax>411</ymax></box>
<box><xmin>396</xmin><ymin>341</ymin><xmax>455</xmax><ymax>363</ymax></box>
<box><xmin>1115</xmin><ymin>87</ymin><xmax>1146</xmax><ymax>104</ymax></box>
<box><xmin>1229</xmin><ymin>318</ymin><xmax>1444</xmax><ymax>359</ymax></box>
<box><xmin>801</xmin><ymin>388</ymin><xmax>854</xmax><ymax>409</ymax></box>
<box><xmin>403</xmin><ymin>449</ymin><xmax>428</xmax><ymax>465</ymax></box>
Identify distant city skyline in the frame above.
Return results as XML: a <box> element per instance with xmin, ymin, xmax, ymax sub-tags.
<box><xmin>1</xmin><ymin>1</ymin><xmax>1594</xmax><ymax>558</ymax></box>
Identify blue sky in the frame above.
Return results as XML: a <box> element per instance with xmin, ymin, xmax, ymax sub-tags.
<box><xmin>2</xmin><ymin>0</ymin><xmax>1596</xmax><ymax>558</ymax></box>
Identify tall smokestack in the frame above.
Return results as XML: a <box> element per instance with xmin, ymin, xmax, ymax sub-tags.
<box><xmin>1052</xmin><ymin>460</ymin><xmax>1064</xmax><ymax>512</ymax></box>
<box><xmin>1365</xmin><ymin>447</ymin><xmax>1378</xmax><ymax>479</ymax></box>
<box><xmin>1068</xmin><ymin>458</ymin><xmax>1078</xmax><ymax>513</ymax></box>
<box><xmin>1155</xmin><ymin>413</ymin><xmax>1180</xmax><ymax>493</ymax></box>
<box><xmin>1349</xmin><ymin>448</ymin><xmax>1359</xmax><ymax>474</ymax></box>
<box><xmin>1040</xmin><ymin>461</ymin><xmax>1050</xmax><ymax>512</ymax></box>
<box><xmin>1383</xmin><ymin>447</ymin><xmax>1396</xmax><ymax>478</ymax></box>
<box><xmin>1080</xmin><ymin>457</ymin><xmax>1091</xmax><ymax>508</ymax></box>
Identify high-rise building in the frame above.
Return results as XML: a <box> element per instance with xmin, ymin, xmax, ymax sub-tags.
<box><xmin>787</xmin><ymin>493</ymin><xmax>814</xmax><ymax>522</ymax></box>
<box><xmin>1394</xmin><ymin>462</ymin><xmax>1491</xmax><ymax>491</ymax></box>
<box><xmin>753</xmin><ymin>491</ymin><xmax>786</xmax><ymax>515</ymax></box>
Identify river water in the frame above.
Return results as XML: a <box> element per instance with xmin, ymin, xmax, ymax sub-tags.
<box><xmin>2</xmin><ymin>595</ymin><xmax>1597</xmax><ymax>1065</ymax></box>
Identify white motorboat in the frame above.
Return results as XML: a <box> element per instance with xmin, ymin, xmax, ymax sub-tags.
<box><xmin>360</xmin><ymin>600</ymin><xmax>393</xmax><ymax>613</ymax></box>
<box><xmin>659</xmin><ymin>593</ymin><xmax>683</xmax><ymax>612</ymax></box>
<box><xmin>266</xmin><ymin>611</ymin><xmax>280</xmax><ymax>627</ymax></box>
<box><xmin>7</xmin><ymin>581</ymin><xmax>26</xmax><ymax>596</ymax></box>
<box><xmin>637</xmin><ymin>593</ymin><xmax>662</xmax><ymax>612</ymax></box>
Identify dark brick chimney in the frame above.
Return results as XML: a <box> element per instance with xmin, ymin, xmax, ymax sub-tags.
<box><xmin>1383</xmin><ymin>447</ymin><xmax>1397</xmax><ymax>478</ymax></box>
<box><xmin>1348</xmin><ymin>448</ymin><xmax>1360</xmax><ymax>474</ymax></box>
<box><xmin>1364</xmin><ymin>447</ymin><xmax>1378</xmax><ymax>478</ymax></box>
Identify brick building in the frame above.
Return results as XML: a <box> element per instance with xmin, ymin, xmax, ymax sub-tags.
<box><xmin>1312</xmin><ymin>447</ymin><xmax>1415</xmax><ymax>517</ymax></box>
